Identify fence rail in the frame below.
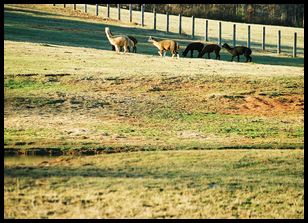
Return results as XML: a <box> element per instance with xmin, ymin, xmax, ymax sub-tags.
<box><xmin>54</xmin><ymin>4</ymin><xmax>304</xmax><ymax>57</ymax></box>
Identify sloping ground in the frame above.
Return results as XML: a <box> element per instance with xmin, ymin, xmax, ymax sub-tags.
<box><xmin>4</xmin><ymin>4</ymin><xmax>304</xmax><ymax>154</ymax></box>
<box><xmin>4</xmin><ymin>40</ymin><xmax>304</xmax><ymax>154</ymax></box>
<box><xmin>4</xmin><ymin>5</ymin><xmax>304</xmax><ymax>219</ymax></box>
<box><xmin>4</xmin><ymin>4</ymin><xmax>304</xmax><ymax>67</ymax></box>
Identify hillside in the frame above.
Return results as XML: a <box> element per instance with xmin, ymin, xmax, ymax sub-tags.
<box><xmin>4</xmin><ymin>4</ymin><xmax>304</xmax><ymax>154</ymax></box>
<box><xmin>4</xmin><ymin>4</ymin><xmax>304</xmax><ymax>219</ymax></box>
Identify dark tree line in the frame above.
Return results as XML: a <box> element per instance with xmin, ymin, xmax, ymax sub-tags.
<box><xmin>125</xmin><ymin>4</ymin><xmax>304</xmax><ymax>27</ymax></box>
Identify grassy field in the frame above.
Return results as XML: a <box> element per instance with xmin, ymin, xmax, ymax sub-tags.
<box><xmin>4</xmin><ymin>40</ymin><xmax>304</xmax><ymax>154</ymax></box>
<box><xmin>4</xmin><ymin>4</ymin><xmax>304</xmax><ymax>219</ymax></box>
<box><xmin>61</xmin><ymin>4</ymin><xmax>305</xmax><ymax>57</ymax></box>
<box><xmin>4</xmin><ymin>150</ymin><xmax>304</xmax><ymax>218</ymax></box>
<box><xmin>4</xmin><ymin>4</ymin><xmax>304</xmax><ymax>67</ymax></box>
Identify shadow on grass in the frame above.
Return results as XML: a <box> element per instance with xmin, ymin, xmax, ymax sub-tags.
<box><xmin>4</xmin><ymin>165</ymin><xmax>202</xmax><ymax>180</ymax></box>
<box><xmin>216</xmin><ymin>51</ymin><xmax>304</xmax><ymax>67</ymax></box>
<box><xmin>4</xmin><ymin>162</ymin><xmax>303</xmax><ymax>189</ymax></box>
<box><xmin>4</xmin><ymin>5</ymin><xmax>304</xmax><ymax>67</ymax></box>
<box><xmin>4</xmin><ymin>6</ymin><xmax>65</xmax><ymax>17</ymax></box>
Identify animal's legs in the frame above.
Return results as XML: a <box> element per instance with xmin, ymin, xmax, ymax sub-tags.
<box><xmin>208</xmin><ymin>53</ymin><xmax>211</xmax><ymax>59</ymax></box>
<box><xmin>237</xmin><ymin>55</ymin><xmax>240</xmax><ymax>62</ymax></box>
<box><xmin>124</xmin><ymin>45</ymin><xmax>129</xmax><ymax>54</ymax></box>
<box><xmin>216</xmin><ymin>51</ymin><xmax>220</xmax><ymax>60</ymax></box>
<box><xmin>115</xmin><ymin>45</ymin><xmax>120</xmax><ymax>54</ymax></box>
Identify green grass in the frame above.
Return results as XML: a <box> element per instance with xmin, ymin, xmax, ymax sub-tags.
<box><xmin>4</xmin><ymin>4</ymin><xmax>304</xmax><ymax>219</ymax></box>
<box><xmin>4</xmin><ymin>39</ymin><xmax>304</xmax><ymax>152</ymax></box>
<box><xmin>4</xmin><ymin>4</ymin><xmax>304</xmax><ymax>67</ymax></box>
<box><xmin>4</xmin><ymin>150</ymin><xmax>304</xmax><ymax>218</ymax></box>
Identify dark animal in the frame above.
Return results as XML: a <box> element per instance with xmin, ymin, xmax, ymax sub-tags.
<box><xmin>222</xmin><ymin>43</ymin><xmax>252</xmax><ymax>62</ymax></box>
<box><xmin>182</xmin><ymin>42</ymin><xmax>204</xmax><ymax>57</ymax></box>
<box><xmin>198</xmin><ymin>44</ymin><xmax>221</xmax><ymax>60</ymax></box>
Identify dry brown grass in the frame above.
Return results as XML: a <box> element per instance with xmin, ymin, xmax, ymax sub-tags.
<box><xmin>4</xmin><ymin>40</ymin><xmax>304</xmax><ymax>153</ymax></box>
<box><xmin>4</xmin><ymin>5</ymin><xmax>304</xmax><ymax>219</ymax></box>
<box><xmin>4</xmin><ymin>149</ymin><xmax>304</xmax><ymax>218</ymax></box>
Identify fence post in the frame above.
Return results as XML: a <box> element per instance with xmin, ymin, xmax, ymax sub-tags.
<box><xmin>153</xmin><ymin>8</ymin><xmax>157</xmax><ymax>30</ymax></box>
<box><xmin>106</xmin><ymin>4</ymin><xmax>110</xmax><ymax>18</ymax></box>
<box><xmin>129</xmin><ymin>4</ymin><xmax>132</xmax><ymax>22</ymax></box>
<box><xmin>262</xmin><ymin>26</ymin><xmax>266</xmax><ymax>50</ymax></box>
<box><xmin>192</xmin><ymin>16</ymin><xmax>195</xmax><ymax>39</ymax></box>
<box><xmin>117</xmin><ymin>4</ymin><xmax>121</xmax><ymax>20</ymax></box>
<box><xmin>73</xmin><ymin>4</ymin><xmax>76</xmax><ymax>10</ymax></box>
<box><xmin>166</xmin><ymin>12</ymin><xmax>169</xmax><ymax>33</ymax></box>
<box><xmin>293</xmin><ymin>32</ymin><xmax>297</xmax><ymax>57</ymax></box>
<box><xmin>84</xmin><ymin>4</ymin><xmax>87</xmax><ymax>13</ymax></box>
<box><xmin>179</xmin><ymin>14</ymin><xmax>182</xmax><ymax>35</ymax></box>
<box><xmin>53</xmin><ymin>4</ymin><xmax>55</xmax><ymax>6</ymax></box>
<box><xmin>204</xmin><ymin>20</ymin><xmax>208</xmax><ymax>41</ymax></box>
<box><xmin>141</xmin><ymin>5</ymin><xmax>144</xmax><ymax>27</ymax></box>
<box><xmin>64</xmin><ymin>4</ymin><xmax>66</xmax><ymax>8</ymax></box>
<box><xmin>277</xmin><ymin>30</ymin><xmax>281</xmax><ymax>54</ymax></box>
<box><xmin>218</xmin><ymin>22</ymin><xmax>222</xmax><ymax>45</ymax></box>
<box><xmin>233</xmin><ymin>24</ymin><xmax>236</xmax><ymax>47</ymax></box>
<box><xmin>247</xmin><ymin>25</ymin><xmax>251</xmax><ymax>48</ymax></box>
<box><xmin>95</xmin><ymin>4</ymin><xmax>98</xmax><ymax>16</ymax></box>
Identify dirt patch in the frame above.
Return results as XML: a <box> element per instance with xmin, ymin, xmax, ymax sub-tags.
<box><xmin>234</xmin><ymin>95</ymin><xmax>303</xmax><ymax>115</ymax></box>
<box><xmin>178</xmin><ymin>131</ymin><xmax>207</xmax><ymax>139</ymax></box>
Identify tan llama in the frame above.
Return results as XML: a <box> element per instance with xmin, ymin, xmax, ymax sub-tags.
<box><xmin>148</xmin><ymin>36</ymin><xmax>180</xmax><ymax>58</ymax></box>
<box><xmin>105</xmin><ymin>27</ymin><xmax>134</xmax><ymax>54</ymax></box>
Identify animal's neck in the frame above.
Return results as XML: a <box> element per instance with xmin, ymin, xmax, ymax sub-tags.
<box><xmin>105</xmin><ymin>29</ymin><xmax>116</xmax><ymax>45</ymax></box>
<box><xmin>225</xmin><ymin>45</ymin><xmax>233</xmax><ymax>52</ymax></box>
<box><xmin>150</xmin><ymin>38</ymin><xmax>161</xmax><ymax>49</ymax></box>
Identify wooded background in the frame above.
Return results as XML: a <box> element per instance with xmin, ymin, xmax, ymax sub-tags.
<box><xmin>120</xmin><ymin>4</ymin><xmax>304</xmax><ymax>28</ymax></box>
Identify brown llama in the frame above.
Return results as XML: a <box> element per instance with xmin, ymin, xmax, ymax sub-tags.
<box><xmin>148</xmin><ymin>36</ymin><xmax>180</xmax><ymax>58</ymax></box>
<box><xmin>222</xmin><ymin>43</ymin><xmax>252</xmax><ymax>62</ymax></box>
<box><xmin>198</xmin><ymin>44</ymin><xmax>221</xmax><ymax>60</ymax></box>
<box><xmin>182</xmin><ymin>42</ymin><xmax>204</xmax><ymax>58</ymax></box>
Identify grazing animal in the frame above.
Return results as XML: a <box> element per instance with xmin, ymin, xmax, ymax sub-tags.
<box><xmin>198</xmin><ymin>44</ymin><xmax>221</xmax><ymax>60</ymax></box>
<box><xmin>148</xmin><ymin>36</ymin><xmax>180</xmax><ymax>58</ymax></box>
<box><xmin>105</xmin><ymin>27</ymin><xmax>134</xmax><ymax>53</ymax></box>
<box><xmin>182</xmin><ymin>42</ymin><xmax>204</xmax><ymax>58</ymax></box>
<box><xmin>222</xmin><ymin>43</ymin><xmax>252</xmax><ymax>62</ymax></box>
<box><xmin>111</xmin><ymin>35</ymin><xmax>138</xmax><ymax>53</ymax></box>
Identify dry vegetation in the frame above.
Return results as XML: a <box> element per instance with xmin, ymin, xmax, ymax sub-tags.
<box><xmin>4</xmin><ymin>150</ymin><xmax>304</xmax><ymax>218</ymax></box>
<box><xmin>4</xmin><ymin>4</ymin><xmax>304</xmax><ymax>219</ymax></box>
<box><xmin>4</xmin><ymin>40</ymin><xmax>304</xmax><ymax>154</ymax></box>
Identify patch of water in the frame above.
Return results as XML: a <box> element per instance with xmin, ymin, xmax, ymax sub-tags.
<box><xmin>4</xmin><ymin>155</ymin><xmax>56</xmax><ymax>166</ymax></box>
